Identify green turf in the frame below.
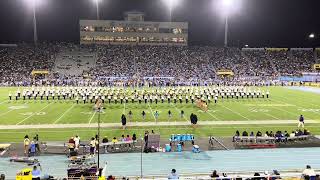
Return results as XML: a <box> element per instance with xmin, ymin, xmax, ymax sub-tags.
<box><xmin>1</xmin><ymin>124</ymin><xmax>320</xmax><ymax>143</ymax></box>
<box><xmin>0</xmin><ymin>86</ymin><xmax>320</xmax><ymax>142</ymax></box>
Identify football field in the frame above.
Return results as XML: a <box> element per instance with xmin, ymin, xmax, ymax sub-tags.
<box><xmin>0</xmin><ymin>86</ymin><xmax>320</xmax><ymax>142</ymax></box>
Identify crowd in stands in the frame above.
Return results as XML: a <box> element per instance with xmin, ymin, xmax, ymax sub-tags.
<box><xmin>233</xmin><ymin>129</ymin><xmax>311</xmax><ymax>143</ymax></box>
<box><xmin>0</xmin><ymin>43</ymin><xmax>318</xmax><ymax>86</ymax></box>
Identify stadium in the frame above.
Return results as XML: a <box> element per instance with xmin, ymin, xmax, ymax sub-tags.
<box><xmin>0</xmin><ymin>0</ymin><xmax>320</xmax><ymax>179</ymax></box>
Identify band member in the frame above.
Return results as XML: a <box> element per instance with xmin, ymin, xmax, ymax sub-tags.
<box><xmin>108</xmin><ymin>95</ymin><xmax>111</xmax><ymax>104</ymax></box>
<box><xmin>83</xmin><ymin>95</ymin><xmax>86</xmax><ymax>104</ymax></box>
<box><xmin>9</xmin><ymin>92</ymin><xmax>12</xmax><ymax>100</ymax></box>
<box><xmin>114</xmin><ymin>95</ymin><xmax>118</xmax><ymax>104</ymax></box>
<box><xmin>214</xmin><ymin>96</ymin><xmax>218</xmax><ymax>104</ymax></box>
<box><xmin>76</xmin><ymin>96</ymin><xmax>79</xmax><ymax>104</ymax></box>
<box><xmin>120</xmin><ymin>96</ymin><xmax>123</xmax><ymax>104</ymax></box>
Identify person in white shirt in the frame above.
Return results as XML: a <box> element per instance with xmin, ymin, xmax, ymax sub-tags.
<box><xmin>74</xmin><ymin>135</ymin><xmax>80</xmax><ymax>150</ymax></box>
<box><xmin>302</xmin><ymin>165</ymin><xmax>316</xmax><ymax>177</ymax></box>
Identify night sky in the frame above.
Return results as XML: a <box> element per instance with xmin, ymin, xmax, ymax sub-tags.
<box><xmin>0</xmin><ymin>0</ymin><xmax>319</xmax><ymax>47</ymax></box>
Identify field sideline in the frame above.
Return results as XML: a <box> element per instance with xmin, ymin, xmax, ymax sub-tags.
<box><xmin>0</xmin><ymin>86</ymin><xmax>320</xmax><ymax>142</ymax></box>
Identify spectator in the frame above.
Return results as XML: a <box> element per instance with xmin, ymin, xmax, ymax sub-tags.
<box><xmin>24</xmin><ymin>135</ymin><xmax>30</xmax><ymax>155</ymax></box>
<box><xmin>168</xmin><ymin>169</ymin><xmax>179</xmax><ymax>179</ymax></box>
<box><xmin>210</xmin><ymin>170</ymin><xmax>219</xmax><ymax>178</ymax></box>
<box><xmin>302</xmin><ymin>165</ymin><xmax>316</xmax><ymax>178</ymax></box>
<box><xmin>32</xmin><ymin>165</ymin><xmax>41</xmax><ymax>180</ymax></box>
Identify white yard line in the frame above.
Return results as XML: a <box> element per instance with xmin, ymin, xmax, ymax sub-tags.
<box><xmin>219</xmin><ymin>104</ymin><xmax>251</xmax><ymax>120</ymax></box>
<box><xmin>0</xmin><ymin>100</ymin><xmax>8</xmax><ymax>105</ymax></box>
<box><xmin>262</xmin><ymin>112</ymin><xmax>280</xmax><ymax>120</ymax></box>
<box><xmin>53</xmin><ymin>103</ymin><xmax>76</xmax><ymax>124</ymax></box>
<box><xmin>88</xmin><ymin>111</ymin><xmax>97</xmax><ymax>124</ymax></box>
<box><xmin>0</xmin><ymin>109</ymin><xmax>14</xmax><ymax>117</ymax></box>
<box><xmin>147</xmin><ymin>103</ymin><xmax>157</xmax><ymax>123</ymax></box>
<box><xmin>279</xmin><ymin>96</ymin><xmax>320</xmax><ymax>114</ymax></box>
<box><xmin>123</xmin><ymin>103</ymin><xmax>126</xmax><ymax>115</ymax></box>
<box><xmin>207</xmin><ymin>111</ymin><xmax>220</xmax><ymax>120</ymax></box>
<box><xmin>269</xmin><ymin>98</ymin><xmax>315</xmax><ymax>120</ymax></box>
<box><xmin>16</xmin><ymin>103</ymin><xmax>51</xmax><ymax>125</ymax></box>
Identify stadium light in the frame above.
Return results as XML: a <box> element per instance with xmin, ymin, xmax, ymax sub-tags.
<box><xmin>216</xmin><ymin>0</ymin><xmax>241</xmax><ymax>47</ymax></box>
<box><xmin>25</xmin><ymin>0</ymin><xmax>39</xmax><ymax>45</ymax></box>
<box><xmin>245</xmin><ymin>44</ymin><xmax>249</xmax><ymax>47</ymax></box>
<box><xmin>309</xmin><ymin>33</ymin><xmax>315</xmax><ymax>39</ymax></box>
<box><xmin>163</xmin><ymin>0</ymin><xmax>180</xmax><ymax>22</ymax></box>
<box><xmin>93</xmin><ymin>0</ymin><xmax>101</xmax><ymax>20</ymax></box>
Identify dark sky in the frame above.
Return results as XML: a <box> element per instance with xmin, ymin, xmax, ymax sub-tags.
<box><xmin>0</xmin><ymin>0</ymin><xmax>319</xmax><ymax>47</ymax></box>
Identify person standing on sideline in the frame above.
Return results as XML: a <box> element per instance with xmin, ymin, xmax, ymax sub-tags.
<box><xmin>121</xmin><ymin>114</ymin><xmax>127</xmax><ymax>129</ymax></box>
<box><xmin>128</xmin><ymin>110</ymin><xmax>133</xmax><ymax>122</ymax></box>
<box><xmin>24</xmin><ymin>135</ymin><xmax>30</xmax><ymax>156</ymax></box>
<box><xmin>142</xmin><ymin>111</ymin><xmax>146</xmax><ymax>121</ymax></box>
<box><xmin>168</xmin><ymin>110</ymin><xmax>172</xmax><ymax>121</ymax></box>
<box><xmin>180</xmin><ymin>110</ymin><xmax>184</xmax><ymax>119</ymax></box>
<box><xmin>298</xmin><ymin>115</ymin><xmax>304</xmax><ymax>128</ymax></box>
<box><xmin>168</xmin><ymin>169</ymin><xmax>179</xmax><ymax>179</ymax></box>
<box><xmin>154</xmin><ymin>111</ymin><xmax>159</xmax><ymax>122</ymax></box>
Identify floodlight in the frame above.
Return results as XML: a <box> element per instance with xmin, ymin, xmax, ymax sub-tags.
<box><xmin>245</xmin><ymin>44</ymin><xmax>249</xmax><ymax>47</ymax></box>
<box><xmin>163</xmin><ymin>0</ymin><xmax>180</xmax><ymax>10</ymax></box>
<box><xmin>309</xmin><ymin>33</ymin><xmax>315</xmax><ymax>39</ymax></box>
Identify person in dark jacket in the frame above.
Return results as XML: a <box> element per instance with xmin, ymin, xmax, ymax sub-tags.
<box><xmin>121</xmin><ymin>114</ymin><xmax>127</xmax><ymax>129</ymax></box>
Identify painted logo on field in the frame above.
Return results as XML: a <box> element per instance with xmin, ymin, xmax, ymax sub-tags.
<box><xmin>248</xmin><ymin>108</ymin><xmax>269</xmax><ymax>113</ymax></box>
<box><xmin>298</xmin><ymin>109</ymin><xmax>320</xmax><ymax>112</ymax></box>
<box><xmin>9</xmin><ymin>105</ymin><xmax>28</xmax><ymax>110</ymax></box>
<box><xmin>20</xmin><ymin>112</ymin><xmax>46</xmax><ymax>116</ymax></box>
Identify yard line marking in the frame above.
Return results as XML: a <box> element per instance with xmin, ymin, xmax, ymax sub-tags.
<box><xmin>262</xmin><ymin>112</ymin><xmax>280</xmax><ymax>120</ymax></box>
<box><xmin>88</xmin><ymin>111</ymin><xmax>97</xmax><ymax>124</ymax></box>
<box><xmin>123</xmin><ymin>103</ymin><xmax>126</xmax><ymax>115</ymax></box>
<box><xmin>0</xmin><ymin>100</ymin><xmax>9</xmax><ymax>105</ymax></box>
<box><xmin>277</xmin><ymin>95</ymin><xmax>320</xmax><ymax>114</ymax></box>
<box><xmin>219</xmin><ymin>104</ymin><xmax>251</xmax><ymax>120</ymax></box>
<box><xmin>270</xmin><ymin>98</ymin><xmax>316</xmax><ymax>120</ymax></box>
<box><xmin>0</xmin><ymin>109</ymin><xmax>14</xmax><ymax>117</ymax></box>
<box><xmin>147</xmin><ymin>103</ymin><xmax>157</xmax><ymax>123</ymax></box>
<box><xmin>53</xmin><ymin>103</ymin><xmax>76</xmax><ymax>124</ymax></box>
<box><xmin>16</xmin><ymin>103</ymin><xmax>52</xmax><ymax>125</ymax></box>
<box><xmin>171</xmin><ymin>103</ymin><xmax>189</xmax><ymax>122</ymax></box>
<box><xmin>207</xmin><ymin>111</ymin><xmax>219</xmax><ymax>120</ymax></box>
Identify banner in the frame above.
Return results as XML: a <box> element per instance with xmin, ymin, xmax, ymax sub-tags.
<box><xmin>217</xmin><ymin>69</ymin><xmax>234</xmax><ymax>76</ymax></box>
<box><xmin>31</xmin><ymin>69</ymin><xmax>49</xmax><ymax>76</ymax></box>
<box><xmin>266</xmin><ymin>48</ymin><xmax>288</xmax><ymax>51</ymax></box>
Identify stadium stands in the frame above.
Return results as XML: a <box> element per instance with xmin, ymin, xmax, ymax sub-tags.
<box><xmin>0</xmin><ymin>43</ymin><xmax>318</xmax><ymax>86</ymax></box>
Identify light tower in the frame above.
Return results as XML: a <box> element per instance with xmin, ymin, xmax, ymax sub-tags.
<box><xmin>93</xmin><ymin>0</ymin><xmax>101</xmax><ymax>20</ymax></box>
<box><xmin>218</xmin><ymin>0</ymin><xmax>241</xmax><ymax>47</ymax></box>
